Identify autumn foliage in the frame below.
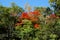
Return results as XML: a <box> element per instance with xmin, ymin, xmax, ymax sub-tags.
<box><xmin>15</xmin><ymin>10</ymin><xmax>41</xmax><ymax>29</ymax></box>
<box><xmin>34</xmin><ymin>24</ymin><xmax>40</xmax><ymax>29</ymax></box>
<box><xmin>1</xmin><ymin>2</ymin><xmax>60</xmax><ymax>40</ymax></box>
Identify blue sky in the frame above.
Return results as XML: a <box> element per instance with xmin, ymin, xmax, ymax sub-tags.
<box><xmin>0</xmin><ymin>0</ymin><xmax>50</xmax><ymax>8</ymax></box>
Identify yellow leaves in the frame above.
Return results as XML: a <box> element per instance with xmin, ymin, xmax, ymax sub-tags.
<box><xmin>24</xmin><ymin>2</ymin><xmax>31</xmax><ymax>11</ymax></box>
<box><xmin>56</xmin><ymin>0</ymin><xmax>60</xmax><ymax>5</ymax></box>
<box><xmin>27</xmin><ymin>6</ymin><xmax>31</xmax><ymax>11</ymax></box>
<box><xmin>49</xmin><ymin>0</ymin><xmax>55</xmax><ymax>3</ymax></box>
<box><xmin>49</xmin><ymin>0</ymin><xmax>60</xmax><ymax>5</ymax></box>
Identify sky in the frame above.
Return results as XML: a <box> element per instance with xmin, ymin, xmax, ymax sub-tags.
<box><xmin>0</xmin><ymin>0</ymin><xmax>50</xmax><ymax>9</ymax></box>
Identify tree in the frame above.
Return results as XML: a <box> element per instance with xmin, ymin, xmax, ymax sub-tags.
<box><xmin>34</xmin><ymin>7</ymin><xmax>52</xmax><ymax>16</ymax></box>
<box><xmin>10</xmin><ymin>2</ymin><xmax>24</xmax><ymax>16</ymax></box>
<box><xmin>0</xmin><ymin>3</ymin><xmax>24</xmax><ymax>39</ymax></box>
<box><xmin>49</xmin><ymin>0</ymin><xmax>60</xmax><ymax>16</ymax></box>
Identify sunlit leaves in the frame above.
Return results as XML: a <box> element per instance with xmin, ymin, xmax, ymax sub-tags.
<box><xmin>49</xmin><ymin>0</ymin><xmax>55</xmax><ymax>3</ymax></box>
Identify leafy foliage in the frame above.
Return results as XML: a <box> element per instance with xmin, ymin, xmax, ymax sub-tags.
<box><xmin>0</xmin><ymin>1</ymin><xmax>60</xmax><ymax>40</ymax></box>
<box><xmin>49</xmin><ymin>0</ymin><xmax>60</xmax><ymax>16</ymax></box>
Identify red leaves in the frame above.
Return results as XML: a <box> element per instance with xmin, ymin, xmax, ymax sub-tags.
<box><xmin>32</xmin><ymin>10</ymin><xmax>40</xmax><ymax>16</ymax></box>
<box><xmin>15</xmin><ymin>10</ymin><xmax>40</xmax><ymax>26</ymax></box>
<box><xmin>50</xmin><ymin>14</ymin><xmax>56</xmax><ymax>18</ymax></box>
<box><xmin>20</xmin><ymin>10</ymin><xmax>40</xmax><ymax>20</ymax></box>
<box><xmin>19</xmin><ymin>11</ymin><xmax>40</xmax><ymax>23</ymax></box>
<box><xmin>20</xmin><ymin>12</ymin><xmax>30</xmax><ymax>19</ymax></box>
<box><xmin>20</xmin><ymin>11</ymin><xmax>39</xmax><ymax>21</ymax></box>
<box><xmin>34</xmin><ymin>24</ymin><xmax>40</xmax><ymax>29</ymax></box>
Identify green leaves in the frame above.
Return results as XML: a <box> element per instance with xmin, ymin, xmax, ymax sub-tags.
<box><xmin>50</xmin><ymin>34</ymin><xmax>57</xmax><ymax>39</ymax></box>
<box><xmin>0</xmin><ymin>1</ymin><xmax>60</xmax><ymax>40</ymax></box>
<box><xmin>49</xmin><ymin>0</ymin><xmax>60</xmax><ymax>16</ymax></box>
<box><xmin>22</xmin><ymin>19</ymin><xmax>32</xmax><ymax>25</ymax></box>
